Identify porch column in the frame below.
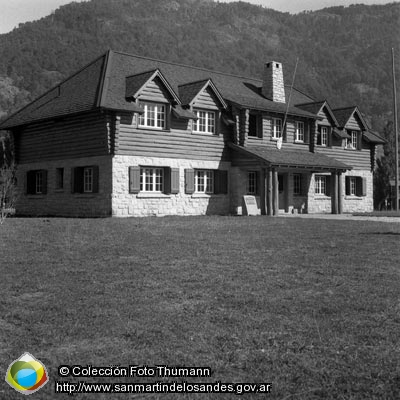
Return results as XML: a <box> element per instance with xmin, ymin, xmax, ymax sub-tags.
<box><xmin>284</xmin><ymin>173</ymin><xmax>290</xmax><ymax>213</ymax></box>
<box><xmin>273</xmin><ymin>168</ymin><xmax>279</xmax><ymax>215</ymax></box>
<box><xmin>331</xmin><ymin>171</ymin><xmax>338</xmax><ymax>214</ymax></box>
<box><xmin>260</xmin><ymin>168</ymin><xmax>267</xmax><ymax>215</ymax></box>
<box><xmin>267</xmin><ymin>168</ymin><xmax>273</xmax><ymax>216</ymax></box>
<box><xmin>338</xmin><ymin>172</ymin><xmax>343</xmax><ymax>214</ymax></box>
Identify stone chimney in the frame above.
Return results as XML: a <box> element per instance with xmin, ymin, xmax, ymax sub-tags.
<box><xmin>262</xmin><ymin>61</ymin><xmax>286</xmax><ymax>103</ymax></box>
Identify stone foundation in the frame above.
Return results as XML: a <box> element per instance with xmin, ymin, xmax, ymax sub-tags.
<box><xmin>112</xmin><ymin>156</ymin><xmax>230</xmax><ymax>217</ymax></box>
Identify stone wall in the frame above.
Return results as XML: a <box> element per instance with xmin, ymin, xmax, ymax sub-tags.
<box><xmin>15</xmin><ymin>156</ymin><xmax>112</xmax><ymax>217</ymax></box>
<box><xmin>112</xmin><ymin>156</ymin><xmax>231</xmax><ymax>217</ymax></box>
<box><xmin>307</xmin><ymin>170</ymin><xmax>373</xmax><ymax>214</ymax></box>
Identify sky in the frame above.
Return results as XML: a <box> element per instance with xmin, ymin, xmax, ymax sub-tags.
<box><xmin>0</xmin><ymin>0</ymin><xmax>398</xmax><ymax>34</ymax></box>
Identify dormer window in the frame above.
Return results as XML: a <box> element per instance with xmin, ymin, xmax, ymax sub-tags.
<box><xmin>193</xmin><ymin>109</ymin><xmax>215</xmax><ymax>134</ymax></box>
<box><xmin>295</xmin><ymin>122</ymin><xmax>304</xmax><ymax>142</ymax></box>
<box><xmin>272</xmin><ymin>118</ymin><xmax>282</xmax><ymax>139</ymax></box>
<box><xmin>139</xmin><ymin>101</ymin><xmax>166</xmax><ymax>129</ymax></box>
<box><xmin>348</xmin><ymin>131</ymin><xmax>358</xmax><ymax>149</ymax></box>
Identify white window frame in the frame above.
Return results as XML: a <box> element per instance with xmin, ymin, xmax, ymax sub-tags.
<box><xmin>140</xmin><ymin>167</ymin><xmax>164</xmax><ymax>193</ymax></box>
<box><xmin>35</xmin><ymin>171</ymin><xmax>43</xmax><ymax>194</ymax></box>
<box><xmin>193</xmin><ymin>109</ymin><xmax>216</xmax><ymax>134</ymax></box>
<box><xmin>349</xmin><ymin>131</ymin><xmax>358</xmax><ymax>149</ymax></box>
<box><xmin>349</xmin><ymin>176</ymin><xmax>357</xmax><ymax>196</ymax></box>
<box><xmin>315</xmin><ymin>175</ymin><xmax>327</xmax><ymax>195</ymax></box>
<box><xmin>247</xmin><ymin>171</ymin><xmax>257</xmax><ymax>195</ymax></box>
<box><xmin>321</xmin><ymin>126</ymin><xmax>328</xmax><ymax>146</ymax></box>
<box><xmin>195</xmin><ymin>170</ymin><xmax>214</xmax><ymax>194</ymax></box>
<box><xmin>138</xmin><ymin>102</ymin><xmax>166</xmax><ymax>130</ymax></box>
<box><xmin>293</xmin><ymin>174</ymin><xmax>302</xmax><ymax>195</ymax></box>
<box><xmin>83</xmin><ymin>167</ymin><xmax>93</xmax><ymax>193</ymax></box>
<box><xmin>272</xmin><ymin>118</ymin><xmax>282</xmax><ymax>139</ymax></box>
<box><xmin>295</xmin><ymin>122</ymin><xmax>304</xmax><ymax>143</ymax></box>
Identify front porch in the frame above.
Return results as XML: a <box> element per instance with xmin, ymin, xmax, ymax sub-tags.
<box><xmin>229</xmin><ymin>143</ymin><xmax>351</xmax><ymax>216</ymax></box>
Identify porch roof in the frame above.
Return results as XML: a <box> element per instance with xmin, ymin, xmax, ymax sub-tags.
<box><xmin>229</xmin><ymin>143</ymin><xmax>351</xmax><ymax>171</ymax></box>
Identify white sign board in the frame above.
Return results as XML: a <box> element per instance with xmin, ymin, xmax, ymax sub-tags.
<box><xmin>243</xmin><ymin>195</ymin><xmax>258</xmax><ymax>216</ymax></box>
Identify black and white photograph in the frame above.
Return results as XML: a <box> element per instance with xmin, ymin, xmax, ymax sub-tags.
<box><xmin>1</xmin><ymin>0</ymin><xmax>399</xmax><ymax>398</ymax></box>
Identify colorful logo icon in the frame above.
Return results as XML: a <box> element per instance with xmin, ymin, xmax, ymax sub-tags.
<box><xmin>5</xmin><ymin>352</ymin><xmax>49</xmax><ymax>395</ymax></box>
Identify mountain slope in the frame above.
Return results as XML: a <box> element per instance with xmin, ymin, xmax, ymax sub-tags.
<box><xmin>0</xmin><ymin>0</ymin><xmax>399</xmax><ymax>130</ymax></box>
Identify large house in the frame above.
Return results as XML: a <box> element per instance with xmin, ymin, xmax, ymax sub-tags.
<box><xmin>0</xmin><ymin>50</ymin><xmax>385</xmax><ymax>217</ymax></box>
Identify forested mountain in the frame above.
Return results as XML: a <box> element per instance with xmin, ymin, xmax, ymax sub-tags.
<box><xmin>0</xmin><ymin>0</ymin><xmax>399</xmax><ymax>131</ymax></box>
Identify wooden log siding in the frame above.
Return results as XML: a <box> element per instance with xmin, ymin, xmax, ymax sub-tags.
<box><xmin>117</xmin><ymin>122</ymin><xmax>229</xmax><ymax>161</ymax></box>
<box><xmin>138</xmin><ymin>77</ymin><xmax>172</xmax><ymax>103</ymax></box>
<box><xmin>192</xmin><ymin>87</ymin><xmax>220</xmax><ymax>110</ymax></box>
<box><xmin>17</xmin><ymin>111</ymin><xmax>109</xmax><ymax>163</ymax></box>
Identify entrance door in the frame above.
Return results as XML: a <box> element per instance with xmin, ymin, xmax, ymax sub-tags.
<box><xmin>278</xmin><ymin>173</ymin><xmax>288</xmax><ymax>212</ymax></box>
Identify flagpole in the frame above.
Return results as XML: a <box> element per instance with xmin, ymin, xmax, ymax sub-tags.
<box><xmin>392</xmin><ymin>48</ymin><xmax>399</xmax><ymax>211</ymax></box>
<box><xmin>282</xmin><ymin>57</ymin><xmax>299</xmax><ymax>138</ymax></box>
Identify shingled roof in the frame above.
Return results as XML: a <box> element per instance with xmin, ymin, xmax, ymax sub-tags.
<box><xmin>0</xmin><ymin>50</ymin><xmax>318</xmax><ymax>129</ymax></box>
<box><xmin>229</xmin><ymin>143</ymin><xmax>351</xmax><ymax>171</ymax></box>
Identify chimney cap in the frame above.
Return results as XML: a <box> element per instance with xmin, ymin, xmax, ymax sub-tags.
<box><xmin>265</xmin><ymin>61</ymin><xmax>282</xmax><ymax>68</ymax></box>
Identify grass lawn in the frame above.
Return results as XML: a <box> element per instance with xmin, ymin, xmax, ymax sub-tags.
<box><xmin>0</xmin><ymin>216</ymin><xmax>399</xmax><ymax>399</ymax></box>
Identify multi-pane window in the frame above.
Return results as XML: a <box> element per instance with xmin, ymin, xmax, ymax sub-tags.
<box><xmin>195</xmin><ymin>170</ymin><xmax>214</xmax><ymax>193</ymax></box>
<box><xmin>56</xmin><ymin>168</ymin><xmax>64</xmax><ymax>190</ymax></box>
<box><xmin>293</xmin><ymin>174</ymin><xmax>302</xmax><ymax>195</ymax></box>
<box><xmin>83</xmin><ymin>167</ymin><xmax>93</xmax><ymax>193</ymax></box>
<box><xmin>295</xmin><ymin>122</ymin><xmax>304</xmax><ymax>142</ymax></box>
<box><xmin>315</xmin><ymin>176</ymin><xmax>327</xmax><ymax>195</ymax></box>
<box><xmin>272</xmin><ymin>118</ymin><xmax>282</xmax><ymax>139</ymax></box>
<box><xmin>139</xmin><ymin>102</ymin><xmax>166</xmax><ymax>129</ymax></box>
<box><xmin>247</xmin><ymin>171</ymin><xmax>258</xmax><ymax>195</ymax></box>
<box><xmin>193</xmin><ymin>110</ymin><xmax>215</xmax><ymax>134</ymax></box>
<box><xmin>349</xmin><ymin>176</ymin><xmax>357</xmax><ymax>196</ymax></box>
<box><xmin>321</xmin><ymin>127</ymin><xmax>328</xmax><ymax>146</ymax></box>
<box><xmin>349</xmin><ymin>131</ymin><xmax>358</xmax><ymax>149</ymax></box>
<box><xmin>35</xmin><ymin>171</ymin><xmax>43</xmax><ymax>194</ymax></box>
<box><xmin>140</xmin><ymin>167</ymin><xmax>164</xmax><ymax>192</ymax></box>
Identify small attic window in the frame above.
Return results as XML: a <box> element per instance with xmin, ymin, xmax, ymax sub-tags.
<box><xmin>276</xmin><ymin>63</ymin><xmax>280</xmax><ymax>68</ymax></box>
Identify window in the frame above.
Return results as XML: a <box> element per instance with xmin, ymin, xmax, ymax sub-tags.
<box><xmin>347</xmin><ymin>131</ymin><xmax>358</xmax><ymax>149</ymax></box>
<box><xmin>72</xmin><ymin>166</ymin><xmax>99</xmax><ymax>193</ymax></box>
<box><xmin>193</xmin><ymin>110</ymin><xmax>215</xmax><ymax>134</ymax></box>
<box><xmin>195</xmin><ymin>170</ymin><xmax>214</xmax><ymax>193</ymax></box>
<box><xmin>345</xmin><ymin>176</ymin><xmax>366</xmax><ymax>197</ymax></box>
<box><xmin>272</xmin><ymin>118</ymin><xmax>282</xmax><ymax>139</ymax></box>
<box><xmin>249</xmin><ymin>114</ymin><xmax>262</xmax><ymax>138</ymax></box>
<box><xmin>56</xmin><ymin>168</ymin><xmax>64</xmax><ymax>190</ymax></box>
<box><xmin>129</xmin><ymin>167</ymin><xmax>179</xmax><ymax>195</ymax></box>
<box><xmin>295</xmin><ymin>122</ymin><xmax>304</xmax><ymax>142</ymax></box>
<box><xmin>315</xmin><ymin>175</ymin><xmax>327</xmax><ymax>195</ymax></box>
<box><xmin>293</xmin><ymin>174</ymin><xmax>302</xmax><ymax>195</ymax></box>
<box><xmin>27</xmin><ymin>170</ymin><xmax>47</xmax><ymax>195</ymax></box>
<box><xmin>321</xmin><ymin>127</ymin><xmax>328</xmax><ymax>146</ymax></box>
<box><xmin>140</xmin><ymin>167</ymin><xmax>163</xmax><ymax>192</ymax></box>
<box><xmin>138</xmin><ymin>102</ymin><xmax>166</xmax><ymax>129</ymax></box>
<box><xmin>83</xmin><ymin>167</ymin><xmax>93</xmax><ymax>193</ymax></box>
<box><xmin>247</xmin><ymin>171</ymin><xmax>258</xmax><ymax>195</ymax></box>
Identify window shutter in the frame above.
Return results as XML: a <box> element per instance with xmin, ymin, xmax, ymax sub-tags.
<box><xmin>356</xmin><ymin>177</ymin><xmax>366</xmax><ymax>197</ymax></box>
<box><xmin>71</xmin><ymin>168</ymin><xmax>75</xmax><ymax>193</ymax></box>
<box><xmin>258</xmin><ymin>116</ymin><xmax>263</xmax><ymax>138</ymax></box>
<box><xmin>345</xmin><ymin>176</ymin><xmax>350</xmax><ymax>196</ymax></box>
<box><xmin>164</xmin><ymin>168</ymin><xmax>171</xmax><ymax>194</ymax></box>
<box><xmin>357</xmin><ymin>132</ymin><xmax>362</xmax><ymax>150</ymax></box>
<box><xmin>41</xmin><ymin>170</ymin><xmax>48</xmax><ymax>194</ymax></box>
<box><xmin>129</xmin><ymin>166</ymin><xmax>140</xmax><ymax>194</ymax></box>
<box><xmin>75</xmin><ymin>167</ymin><xmax>84</xmax><ymax>193</ymax></box>
<box><xmin>215</xmin><ymin>170</ymin><xmax>228</xmax><ymax>194</ymax></box>
<box><xmin>170</xmin><ymin>168</ymin><xmax>180</xmax><ymax>194</ymax></box>
<box><xmin>325</xmin><ymin>175</ymin><xmax>331</xmax><ymax>196</ymax></box>
<box><xmin>26</xmin><ymin>171</ymin><xmax>35</xmax><ymax>194</ymax></box>
<box><xmin>185</xmin><ymin>169</ymin><xmax>195</xmax><ymax>194</ymax></box>
<box><xmin>92</xmin><ymin>166</ymin><xmax>99</xmax><ymax>193</ymax></box>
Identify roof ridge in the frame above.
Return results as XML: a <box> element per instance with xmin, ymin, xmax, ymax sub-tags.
<box><xmin>111</xmin><ymin>49</ymin><xmax>264</xmax><ymax>83</ymax></box>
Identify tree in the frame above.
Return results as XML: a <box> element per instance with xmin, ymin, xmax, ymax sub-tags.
<box><xmin>373</xmin><ymin>121</ymin><xmax>398</xmax><ymax>209</ymax></box>
<box><xmin>0</xmin><ymin>132</ymin><xmax>17</xmax><ymax>223</ymax></box>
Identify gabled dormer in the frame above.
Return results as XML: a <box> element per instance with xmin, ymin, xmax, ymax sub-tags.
<box><xmin>177</xmin><ymin>79</ymin><xmax>227</xmax><ymax>135</ymax></box>
<box><xmin>332</xmin><ymin>106</ymin><xmax>368</xmax><ymax>150</ymax></box>
<box><xmin>296</xmin><ymin>100</ymin><xmax>344</xmax><ymax>148</ymax></box>
<box><xmin>125</xmin><ymin>69</ymin><xmax>181</xmax><ymax>130</ymax></box>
